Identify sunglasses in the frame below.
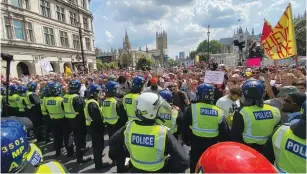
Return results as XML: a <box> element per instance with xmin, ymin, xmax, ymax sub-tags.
<box><xmin>252</xmin><ymin>72</ymin><xmax>260</xmax><ymax>74</ymax></box>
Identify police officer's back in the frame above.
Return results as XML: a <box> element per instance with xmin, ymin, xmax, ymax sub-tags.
<box><xmin>16</xmin><ymin>86</ymin><xmax>28</xmax><ymax>117</ymax></box>
<box><xmin>1</xmin><ymin>86</ymin><xmax>8</xmax><ymax>117</ymax></box>
<box><xmin>1</xmin><ymin>120</ymin><xmax>68</xmax><ymax>173</ymax></box>
<box><xmin>7</xmin><ymin>85</ymin><xmax>19</xmax><ymax>116</ymax></box>
<box><xmin>123</xmin><ymin>76</ymin><xmax>145</xmax><ymax>121</ymax></box>
<box><xmin>40</xmin><ymin>84</ymin><xmax>52</xmax><ymax>143</ymax></box>
<box><xmin>101</xmin><ymin>81</ymin><xmax>128</xmax><ymax>138</ymax></box>
<box><xmin>63</xmin><ymin>80</ymin><xmax>91</xmax><ymax>163</ymax></box>
<box><xmin>263</xmin><ymin>96</ymin><xmax>306</xmax><ymax>173</ymax></box>
<box><xmin>84</xmin><ymin>84</ymin><xmax>110</xmax><ymax>170</ymax></box>
<box><xmin>109</xmin><ymin>92</ymin><xmax>189</xmax><ymax>173</ymax></box>
<box><xmin>231</xmin><ymin>80</ymin><xmax>281</xmax><ymax>152</ymax></box>
<box><xmin>178</xmin><ymin>83</ymin><xmax>229</xmax><ymax>171</ymax></box>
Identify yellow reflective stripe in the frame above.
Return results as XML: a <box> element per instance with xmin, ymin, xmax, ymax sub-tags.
<box><xmin>273</xmin><ymin>125</ymin><xmax>290</xmax><ymax>168</ymax></box>
<box><xmin>191</xmin><ymin>104</ymin><xmax>218</xmax><ymax>133</ymax></box>
<box><xmin>170</xmin><ymin>110</ymin><xmax>178</xmax><ymax>131</ymax></box>
<box><xmin>272</xmin><ymin>108</ymin><xmax>281</xmax><ymax>125</ymax></box>
<box><xmin>44</xmin><ymin>162</ymin><xmax>64</xmax><ymax>173</ymax></box>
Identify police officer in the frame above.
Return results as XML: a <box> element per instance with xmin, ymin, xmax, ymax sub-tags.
<box><xmin>45</xmin><ymin>82</ymin><xmax>74</xmax><ymax>157</ymax></box>
<box><xmin>25</xmin><ymin>82</ymin><xmax>43</xmax><ymax>142</ymax></box>
<box><xmin>231</xmin><ymin>80</ymin><xmax>281</xmax><ymax>152</ymax></box>
<box><xmin>109</xmin><ymin>92</ymin><xmax>189</xmax><ymax>173</ymax></box>
<box><xmin>7</xmin><ymin>85</ymin><xmax>19</xmax><ymax>116</ymax></box>
<box><xmin>84</xmin><ymin>84</ymin><xmax>110</xmax><ymax>170</ymax></box>
<box><xmin>101</xmin><ymin>81</ymin><xmax>128</xmax><ymax>138</ymax></box>
<box><xmin>262</xmin><ymin>93</ymin><xmax>306</xmax><ymax>173</ymax></box>
<box><xmin>123</xmin><ymin>76</ymin><xmax>145</xmax><ymax>121</ymax></box>
<box><xmin>1</xmin><ymin>86</ymin><xmax>8</xmax><ymax>117</ymax></box>
<box><xmin>1</xmin><ymin>120</ymin><xmax>69</xmax><ymax>173</ymax></box>
<box><xmin>157</xmin><ymin>89</ymin><xmax>182</xmax><ymax>138</ymax></box>
<box><xmin>63</xmin><ymin>80</ymin><xmax>91</xmax><ymax>163</ymax></box>
<box><xmin>40</xmin><ymin>83</ymin><xmax>51</xmax><ymax>143</ymax></box>
<box><xmin>16</xmin><ymin>86</ymin><xmax>27</xmax><ymax>117</ymax></box>
<box><xmin>178</xmin><ymin>83</ymin><xmax>229</xmax><ymax>172</ymax></box>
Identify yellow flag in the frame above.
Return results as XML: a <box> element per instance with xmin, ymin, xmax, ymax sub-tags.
<box><xmin>65</xmin><ymin>66</ymin><xmax>72</xmax><ymax>76</ymax></box>
<box><xmin>262</xmin><ymin>3</ymin><xmax>297</xmax><ymax>60</ymax></box>
<box><xmin>195</xmin><ymin>55</ymin><xmax>200</xmax><ymax>63</ymax></box>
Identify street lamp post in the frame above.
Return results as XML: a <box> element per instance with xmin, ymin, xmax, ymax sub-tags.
<box><xmin>78</xmin><ymin>24</ymin><xmax>86</xmax><ymax>69</ymax></box>
<box><xmin>207</xmin><ymin>25</ymin><xmax>210</xmax><ymax>62</ymax></box>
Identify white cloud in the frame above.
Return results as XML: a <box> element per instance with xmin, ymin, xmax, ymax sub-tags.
<box><xmin>91</xmin><ymin>0</ymin><xmax>305</xmax><ymax>57</ymax></box>
<box><xmin>105</xmin><ymin>31</ymin><xmax>114</xmax><ymax>42</ymax></box>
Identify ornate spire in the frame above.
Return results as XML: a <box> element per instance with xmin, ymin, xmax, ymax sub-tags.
<box><xmin>123</xmin><ymin>29</ymin><xmax>131</xmax><ymax>49</ymax></box>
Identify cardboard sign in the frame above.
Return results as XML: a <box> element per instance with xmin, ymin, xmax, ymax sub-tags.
<box><xmin>204</xmin><ymin>71</ymin><xmax>225</xmax><ymax>84</ymax></box>
<box><xmin>246</xmin><ymin>58</ymin><xmax>261</xmax><ymax>67</ymax></box>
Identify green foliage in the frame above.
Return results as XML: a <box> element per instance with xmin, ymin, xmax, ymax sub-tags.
<box><xmin>96</xmin><ymin>59</ymin><xmax>118</xmax><ymax>70</ymax></box>
<box><xmin>196</xmin><ymin>40</ymin><xmax>222</xmax><ymax>54</ymax></box>
<box><xmin>167</xmin><ymin>58</ymin><xmax>178</xmax><ymax>66</ymax></box>
<box><xmin>136</xmin><ymin>57</ymin><xmax>152</xmax><ymax>70</ymax></box>
<box><xmin>294</xmin><ymin>17</ymin><xmax>306</xmax><ymax>56</ymax></box>
<box><xmin>121</xmin><ymin>54</ymin><xmax>132</xmax><ymax>67</ymax></box>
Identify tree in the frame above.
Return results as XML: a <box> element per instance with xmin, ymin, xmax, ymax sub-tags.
<box><xmin>167</xmin><ymin>58</ymin><xmax>177</xmax><ymax>66</ymax></box>
<box><xmin>121</xmin><ymin>54</ymin><xmax>132</xmax><ymax>67</ymax></box>
<box><xmin>189</xmin><ymin>50</ymin><xmax>198</xmax><ymax>59</ymax></box>
<box><xmin>196</xmin><ymin>40</ymin><xmax>222</xmax><ymax>54</ymax></box>
<box><xmin>136</xmin><ymin>57</ymin><xmax>152</xmax><ymax>70</ymax></box>
<box><xmin>295</xmin><ymin>17</ymin><xmax>306</xmax><ymax>56</ymax></box>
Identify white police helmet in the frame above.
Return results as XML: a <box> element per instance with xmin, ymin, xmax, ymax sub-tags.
<box><xmin>135</xmin><ymin>92</ymin><xmax>171</xmax><ymax>120</ymax></box>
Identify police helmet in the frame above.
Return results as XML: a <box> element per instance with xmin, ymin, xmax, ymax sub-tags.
<box><xmin>1</xmin><ymin>120</ymin><xmax>29</xmax><ymax>173</ymax></box>
<box><xmin>68</xmin><ymin>80</ymin><xmax>81</xmax><ymax>93</ymax></box>
<box><xmin>17</xmin><ymin>86</ymin><xmax>27</xmax><ymax>95</ymax></box>
<box><xmin>135</xmin><ymin>92</ymin><xmax>163</xmax><ymax>120</ymax></box>
<box><xmin>9</xmin><ymin>85</ymin><xmax>18</xmax><ymax>95</ymax></box>
<box><xmin>87</xmin><ymin>84</ymin><xmax>101</xmax><ymax>97</ymax></box>
<box><xmin>26</xmin><ymin>82</ymin><xmax>37</xmax><ymax>92</ymax></box>
<box><xmin>242</xmin><ymin>80</ymin><xmax>265</xmax><ymax>100</ymax></box>
<box><xmin>159</xmin><ymin>89</ymin><xmax>173</xmax><ymax>104</ymax></box>
<box><xmin>132</xmin><ymin>76</ymin><xmax>145</xmax><ymax>91</ymax></box>
<box><xmin>196</xmin><ymin>84</ymin><xmax>215</xmax><ymax>102</ymax></box>
<box><xmin>105</xmin><ymin>81</ymin><xmax>119</xmax><ymax>96</ymax></box>
<box><xmin>47</xmin><ymin>82</ymin><xmax>61</xmax><ymax>96</ymax></box>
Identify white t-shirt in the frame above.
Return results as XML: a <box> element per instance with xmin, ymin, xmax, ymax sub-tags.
<box><xmin>216</xmin><ymin>95</ymin><xmax>240</xmax><ymax>129</ymax></box>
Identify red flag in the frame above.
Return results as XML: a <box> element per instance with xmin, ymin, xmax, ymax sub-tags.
<box><xmin>261</xmin><ymin>18</ymin><xmax>273</xmax><ymax>43</ymax></box>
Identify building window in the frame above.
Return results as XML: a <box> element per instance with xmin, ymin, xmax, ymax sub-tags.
<box><xmin>43</xmin><ymin>27</ymin><xmax>55</xmax><ymax>45</ymax></box>
<box><xmin>24</xmin><ymin>0</ymin><xmax>30</xmax><ymax>9</ymax></box>
<box><xmin>11</xmin><ymin>0</ymin><xmax>21</xmax><ymax>7</ymax></box>
<box><xmin>68</xmin><ymin>0</ymin><xmax>76</xmax><ymax>5</ymax></box>
<box><xmin>81</xmin><ymin>0</ymin><xmax>86</xmax><ymax>9</ymax></box>
<box><xmin>4</xmin><ymin>17</ymin><xmax>11</xmax><ymax>39</ymax></box>
<box><xmin>13</xmin><ymin>19</ymin><xmax>24</xmax><ymax>40</ymax></box>
<box><xmin>25</xmin><ymin>22</ymin><xmax>34</xmax><ymax>42</ymax></box>
<box><xmin>72</xmin><ymin>34</ymin><xmax>80</xmax><ymax>49</ymax></box>
<box><xmin>85</xmin><ymin>37</ymin><xmax>90</xmax><ymax>50</ymax></box>
<box><xmin>2</xmin><ymin>0</ymin><xmax>8</xmax><ymax>3</ymax></box>
<box><xmin>56</xmin><ymin>6</ymin><xmax>65</xmax><ymax>22</ymax></box>
<box><xmin>70</xmin><ymin>12</ymin><xmax>77</xmax><ymax>26</ymax></box>
<box><xmin>83</xmin><ymin>17</ymin><xmax>88</xmax><ymax>30</ymax></box>
<box><xmin>59</xmin><ymin>31</ymin><xmax>69</xmax><ymax>48</ymax></box>
<box><xmin>40</xmin><ymin>0</ymin><xmax>51</xmax><ymax>18</ymax></box>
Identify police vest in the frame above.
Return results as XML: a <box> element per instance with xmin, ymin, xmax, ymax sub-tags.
<box><xmin>157</xmin><ymin>106</ymin><xmax>179</xmax><ymax>134</ymax></box>
<box><xmin>124</xmin><ymin>121</ymin><xmax>168</xmax><ymax>172</ymax></box>
<box><xmin>190</xmin><ymin>103</ymin><xmax>223</xmax><ymax>138</ymax></box>
<box><xmin>8</xmin><ymin>94</ymin><xmax>19</xmax><ymax>108</ymax></box>
<box><xmin>27</xmin><ymin>143</ymin><xmax>43</xmax><ymax>166</ymax></box>
<box><xmin>240</xmin><ymin>104</ymin><xmax>280</xmax><ymax>145</ymax></box>
<box><xmin>123</xmin><ymin>93</ymin><xmax>140</xmax><ymax>121</ymax></box>
<box><xmin>63</xmin><ymin>94</ymin><xmax>79</xmax><ymax>119</ymax></box>
<box><xmin>45</xmin><ymin>97</ymin><xmax>65</xmax><ymax>119</ymax></box>
<box><xmin>84</xmin><ymin>99</ymin><xmax>103</xmax><ymax>126</ymax></box>
<box><xmin>35</xmin><ymin>161</ymin><xmax>67</xmax><ymax>173</ymax></box>
<box><xmin>272</xmin><ymin>125</ymin><xmax>306</xmax><ymax>173</ymax></box>
<box><xmin>16</xmin><ymin>95</ymin><xmax>26</xmax><ymax>112</ymax></box>
<box><xmin>101</xmin><ymin>97</ymin><xmax>119</xmax><ymax>125</ymax></box>
<box><xmin>40</xmin><ymin>97</ymin><xmax>48</xmax><ymax>116</ymax></box>
<box><xmin>24</xmin><ymin>92</ymin><xmax>35</xmax><ymax>109</ymax></box>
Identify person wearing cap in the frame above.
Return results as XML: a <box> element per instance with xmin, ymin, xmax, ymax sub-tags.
<box><xmin>142</xmin><ymin>78</ymin><xmax>163</xmax><ymax>94</ymax></box>
<box><xmin>262</xmin><ymin>93</ymin><xmax>306</xmax><ymax>173</ymax></box>
<box><xmin>281</xmin><ymin>92</ymin><xmax>306</xmax><ymax>125</ymax></box>
<box><xmin>264</xmin><ymin>86</ymin><xmax>299</xmax><ymax>124</ymax></box>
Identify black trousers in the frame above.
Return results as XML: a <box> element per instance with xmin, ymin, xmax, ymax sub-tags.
<box><xmin>87</xmin><ymin>124</ymin><xmax>105</xmax><ymax>168</ymax></box>
<box><xmin>106</xmin><ymin>123</ymin><xmax>122</xmax><ymax>139</ymax></box>
<box><xmin>69</xmin><ymin>119</ymin><xmax>87</xmax><ymax>160</ymax></box>
<box><xmin>51</xmin><ymin>118</ymin><xmax>73</xmax><ymax>156</ymax></box>
<box><xmin>43</xmin><ymin>115</ymin><xmax>52</xmax><ymax>140</ymax></box>
<box><xmin>190</xmin><ymin>141</ymin><xmax>217</xmax><ymax>172</ymax></box>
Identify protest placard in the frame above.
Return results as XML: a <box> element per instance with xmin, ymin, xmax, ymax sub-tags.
<box><xmin>204</xmin><ymin>71</ymin><xmax>225</xmax><ymax>84</ymax></box>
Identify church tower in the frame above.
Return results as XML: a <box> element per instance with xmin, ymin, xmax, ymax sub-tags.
<box><xmin>156</xmin><ymin>30</ymin><xmax>167</xmax><ymax>50</ymax></box>
<box><xmin>123</xmin><ymin>29</ymin><xmax>131</xmax><ymax>49</ymax></box>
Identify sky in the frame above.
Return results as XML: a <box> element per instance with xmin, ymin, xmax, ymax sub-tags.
<box><xmin>90</xmin><ymin>0</ymin><xmax>305</xmax><ymax>58</ymax></box>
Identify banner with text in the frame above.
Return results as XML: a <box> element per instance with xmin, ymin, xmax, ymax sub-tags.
<box><xmin>39</xmin><ymin>58</ymin><xmax>53</xmax><ymax>72</ymax></box>
<box><xmin>204</xmin><ymin>71</ymin><xmax>225</xmax><ymax>84</ymax></box>
<box><xmin>262</xmin><ymin>3</ymin><xmax>297</xmax><ymax>60</ymax></box>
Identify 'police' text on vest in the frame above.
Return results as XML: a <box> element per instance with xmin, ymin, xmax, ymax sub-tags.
<box><xmin>159</xmin><ymin>113</ymin><xmax>171</xmax><ymax>120</ymax></box>
<box><xmin>200</xmin><ymin>108</ymin><xmax>218</xmax><ymax>116</ymax></box>
<box><xmin>253</xmin><ymin>111</ymin><xmax>273</xmax><ymax>120</ymax></box>
<box><xmin>285</xmin><ymin>139</ymin><xmax>306</xmax><ymax>159</ymax></box>
<box><xmin>47</xmin><ymin>100</ymin><xmax>56</xmax><ymax>105</ymax></box>
<box><xmin>131</xmin><ymin>133</ymin><xmax>155</xmax><ymax>147</ymax></box>
<box><xmin>125</xmin><ymin>98</ymin><xmax>132</xmax><ymax>104</ymax></box>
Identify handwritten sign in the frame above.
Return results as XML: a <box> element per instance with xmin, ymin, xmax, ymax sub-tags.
<box><xmin>204</xmin><ymin>71</ymin><xmax>225</xmax><ymax>84</ymax></box>
<box><xmin>262</xmin><ymin>4</ymin><xmax>297</xmax><ymax>60</ymax></box>
<box><xmin>246</xmin><ymin>58</ymin><xmax>261</xmax><ymax>67</ymax></box>
<box><xmin>275</xmin><ymin>57</ymin><xmax>294</xmax><ymax>65</ymax></box>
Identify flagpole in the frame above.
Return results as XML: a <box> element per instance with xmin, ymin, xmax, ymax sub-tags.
<box><xmin>295</xmin><ymin>55</ymin><xmax>299</xmax><ymax>70</ymax></box>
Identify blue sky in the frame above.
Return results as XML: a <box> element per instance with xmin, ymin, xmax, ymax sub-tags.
<box><xmin>90</xmin><ymin>0</ymin><xmax>305</xmax><ymax>58</ymax></box>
